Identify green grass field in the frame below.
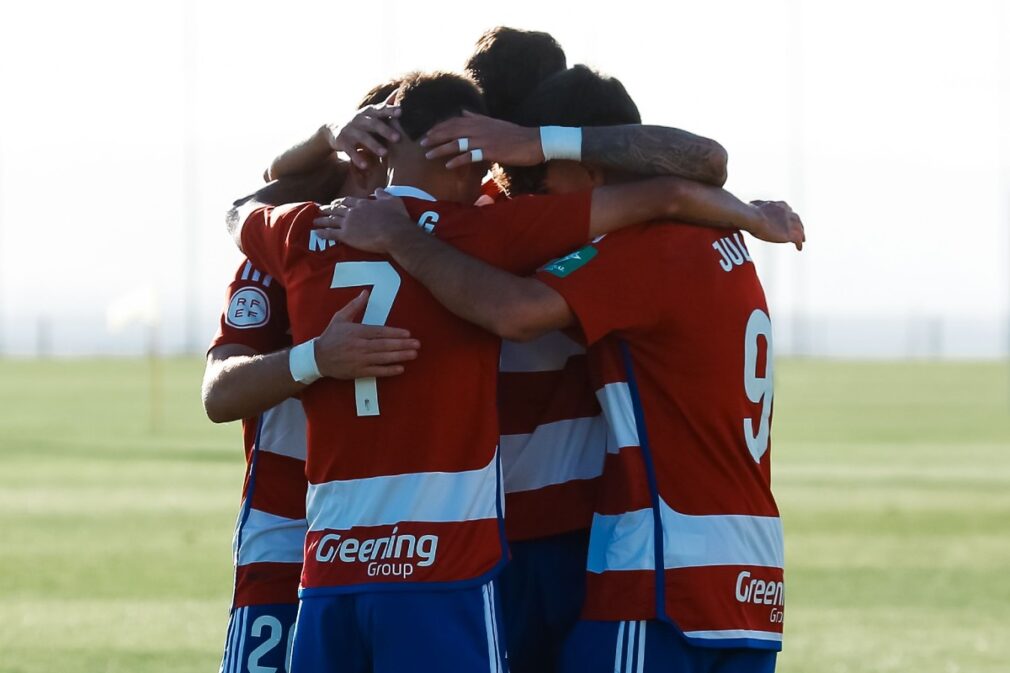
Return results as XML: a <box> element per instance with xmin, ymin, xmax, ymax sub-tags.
<box><xmin>1</xmin><ymin>358</ymin><xmax>1009</xmax><ymax>673</ymax></box>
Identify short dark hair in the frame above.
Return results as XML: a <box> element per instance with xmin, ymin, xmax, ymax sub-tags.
<box><xmin>497</xmin><ymin>65</ymin><xmax>641</xmax><ymax>196</ymax></box>
<box><xmin>357</xmin><ymin>78</ymin><xmax>403</xmax><ymax>108</ymax></box>
<box><xmin>393</xmin><ymin>71</ymin><xmax>487</xmax><ymax>141</ymax></box>
<box><xmin>464</xmin><ymin>26</ymin><xmax>566</xmax><ymax>122</ymax></box>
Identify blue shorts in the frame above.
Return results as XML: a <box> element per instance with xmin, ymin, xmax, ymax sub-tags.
<box><xmin>499</xmin><ymin>529</ymin><xmax>589</xmax><ymax>673</ymax></box>
<box><xmin>290</xmin><ymin>581</ymin><xmax>507</xmax><ymax>673</ymax></box>
<box><xmin>560</xmin><ymin>620</ymin><xmax>777</xmax><ymax>673</ymax></box>
<box><xmin>220</xmin><ymin>603</ymin><xmax>299</xmax><ymax>673</ymax></box>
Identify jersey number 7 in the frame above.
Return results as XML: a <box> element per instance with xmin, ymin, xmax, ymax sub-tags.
<box><xmin>331</xmin><ymin>261</ymin><xmax>402</xmax><ymax>417</ymax></box>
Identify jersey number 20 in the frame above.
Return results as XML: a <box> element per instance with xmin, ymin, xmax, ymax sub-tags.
<box><xmin>331</xmin><ymin>261</ymin><xmax>402</xmax><ymax>417</ymax></box>
<box><xmin>743</xmin><ymin>308</ymin><xmax>773</xmax><ymax>462</ymax></box>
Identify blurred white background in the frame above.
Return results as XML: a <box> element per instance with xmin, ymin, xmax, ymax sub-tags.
<box><xmin>0</xmin><ymin>0</ymin><xmax>1007</xmax><ymax>358</ymax></box>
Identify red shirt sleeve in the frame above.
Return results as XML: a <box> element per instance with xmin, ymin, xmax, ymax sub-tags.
<box><xmin>535</xmin><ymin>224</ymin><xmax>666</xmax><ymax>346</ymax></box>
<box><xmin>239</xmin><ymin>201</ymin><xmax>321</xmax><ymax>281</ymax></box>
<box><xmin>461</xmin><ymin>191</ymin><xmax>592</xmax><ymax>274</ymax></box>
<box><xmin>208</xmin><ymin>258</ymin><xmax>291</xmax><ymax>354</ymax></box>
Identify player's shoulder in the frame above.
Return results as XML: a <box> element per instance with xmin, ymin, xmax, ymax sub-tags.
<box><xmin>608</xmin><ymin>220</ymin><xmax>739</xmax><ymax>253</ymax></box>
<box><xmin>611</xmin><ymin>219</ymin><xmax>715</xmax><ymax>240</ymax></box>
<box><xmin>437</xmin><ymin>192</ymin><xmax>555</xmax><ymax>230</ymax></box>
<box><xmin>400</xmin><ymin>196</ymin><xmax>470</xmax><ymax>219</ymax></box>
<box><xmin>211</xmin><ymin>259</ymin><xmax>289</xmax><ymax>351</ymax></box>
<box><xmin>244</xmin><ymin>200</ymin><xmax>321</xmax><ymax>249</ymax></box>
<box><xmin>643</xmin><ymin>221</ymin><xmax>758</xmax><ymax>278</ymax></box>
<box><xmin>274</xmin><ymin>200</ymin><xmax>319</xmax><ymax>216</ymax></box>
<box><xmin>262</xmin><ymin>201</ymin><xmax>329</xmax><ymax>255</ymax></box>
<box><xmin>229</xmin><ymin>258</ymin><xmax>282</xmax><ymax>290</ymax></box>
<box><xmin>271</xmin><ymin>201</ymin><xmax>320</xmax><ymax>229</ymax></box>
<box><xmin>582</xmin><ymin>222</ymin><xmax>755</xmax><ymax>280</ymax></box>
<box><xmin>221</xmin><ymin>272</ymin><xmax>280</xmax><ymax>333</ymax></box>
<box><xmin>249</xmin><ymin>200</ymin><xmax>319</xmax><ymax>228</ymax></box>
<box><xmin>403</xmin><ymin>197</ymin><xmax>492</xmax><ymax>240</ymax></box>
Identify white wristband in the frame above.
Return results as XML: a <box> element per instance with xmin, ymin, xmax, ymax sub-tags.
<box><xmin>540</xmin><ymin>126</ymin><xmax>582</xmax><ymax>162</ymax></box>
<box><xmin>289</xmin><ymin>339</ymin><xmax>322</xmax><ymax>385</ymax></box>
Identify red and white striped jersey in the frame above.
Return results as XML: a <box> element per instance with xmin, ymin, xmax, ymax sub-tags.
<box><xmin>498</xmin><ymin>333</ymin><xmax>606</xmax><ymax>541</ymax></box>
<box><xmin>478</xmin><ymin>181</ymin><xmax>606</xmax><ymax>542</ymax></box>
<box><xmin>210</xmin><ymin>259</ymin><xmax>308</xmax><ymax>608</ymax></box>
<box><xmin>239</xmin><ymin>187</ymin><xmax>591</xmax><ymax>595</ymax></box>
<box><xmin>537</xmin><ymin>223</ymin><xmax>785</xmax><ymax>651</ymax></box>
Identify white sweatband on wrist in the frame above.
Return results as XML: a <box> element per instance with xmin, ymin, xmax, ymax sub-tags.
<box><xmin>540</xmin><ymin>126</ymin><xmax>583</xmax><ymax>161</ymax></box>
<box><xmin>289</xmin><ymin>339</ymin><xmax>322</xmax><ymax>384</ymax></box>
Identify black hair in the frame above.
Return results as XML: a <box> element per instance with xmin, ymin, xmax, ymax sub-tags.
<box><xmin>497</xmin><ymin>65</ymin><xmax>641</xmax><ymax>196</ymax></box>
<box><xmin>464</xmin><ymin>26</ymin><xmax>566</xmax><ymax>122</ymax></box>
<box><xmin>393</xmin><ymin>71</ymin><xmax>487</xmax><ymax>141</ymax></box>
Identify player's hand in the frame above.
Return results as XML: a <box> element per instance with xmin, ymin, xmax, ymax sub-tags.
<box><xmin>321</xmin><ymin>104</ymin><xmax>402</xmax><ymax>170</ymax></box>
<box><xmin>420</xmin><ymin>110</ymin><xmax>543</xmax><ymax>169</ymax></box>
<box><xmin>749</xmin><ymin>201</ymin><xmax>805</xmax><ymax>251</ymax></box>
<box><xmin>313</xmin><ymin>190</ymin><xmax>416</xmax><ymax>253</ymax></box>
<box><xmin>314</xmin><ymin>290</ymin><xmax>420</xmax><ymax>379</ymax></box>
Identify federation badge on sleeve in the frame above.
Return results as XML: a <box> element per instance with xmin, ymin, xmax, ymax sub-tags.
<box><xmin>542</xmin><ymin>245</ymin><xmax>598</xmax><ymax>278</ymax></box>
<box><xmin>225</xmin><ymin>287</ymin><xmax>270</xmax><ymax>329</ymax></box>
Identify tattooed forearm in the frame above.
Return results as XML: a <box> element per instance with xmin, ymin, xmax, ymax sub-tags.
<box><xmin>582</xmin><ymin>125</ymin><xmax>729</xmax><ymax>187</ymax></box>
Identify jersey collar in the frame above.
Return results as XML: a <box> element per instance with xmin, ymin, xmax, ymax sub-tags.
<box><xmin>385</xmin><ymin>185</ymin><xmax>437</xmax><ymax>202</ymax></box>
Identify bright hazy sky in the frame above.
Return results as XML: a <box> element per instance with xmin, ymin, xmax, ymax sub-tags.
<box><xmin>0</xmin><ymin>0</ymin><xmax>1008</xmax><ymax>356</ymax></box>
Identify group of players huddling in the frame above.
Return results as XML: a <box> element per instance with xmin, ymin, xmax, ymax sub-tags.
<box><xmin>201</xmin><ymin>26</ymin><xmax>804</xmax><ymax>673</ymax></box>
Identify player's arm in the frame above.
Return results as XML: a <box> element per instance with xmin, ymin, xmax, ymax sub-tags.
<box><xmin>228</xmin><ymin>103</ymin><xmax>405</xmax><ymax>251</ymax></box>
<box><xmin>315</xmin><ymin>187</ymin><xmax>799</xmax><ymax>341</ymax></box>
<box><xmin>321</xmin><ymin>193</ymin><xmax>569</xmax><ymax>342</ymax></box>
<box><xmin>581</xmin><ymin>125</ymin><xmax>727</xmax><ymax>186</ymax></box>
<box><xmin>376</xmin><ymin>248</ymin><xmax>567</xmax><ymax>343</ymax></box>
<box><xmin>418</xmin><ymin>117</ymin><xmax>801</xmax><ymax>247</ymax></box>
<box><xmin>321</xmin><ymin>173</ymin><xmax>802</xmax><ymax>250</ymax></box>
<box><xmin>265</xmin><ymin>105</ymin><xmax>402</xmax><ymax>179</ymax></box>
<box><xmin>203</xmin><ymin>291</ymin><xmax>420</xmax><ymax>422</ymax></box>
<box><xmin>589</xmin><ymin>178</ymin><xmax>802</xmax><ymax>247</ymax></box>
<box><xmin>421</xmin><ymin>111</ymin><xmax>728</xmax><ymax>186</ymax></box>
<box><xmin>236</xmin><ymin>104</ymin><xmax>404</xmax><ymax>233</ymax></box>
<box><xmin>203</xmin><ymin>344</ymin><xmax>303</xmax><ymax>422</ymax></box>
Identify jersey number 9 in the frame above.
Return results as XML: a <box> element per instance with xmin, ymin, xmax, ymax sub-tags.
<box><xmin>743</xmin><ymin>308</ymin><xmax>773</xmax><ymax>462</ymax></box>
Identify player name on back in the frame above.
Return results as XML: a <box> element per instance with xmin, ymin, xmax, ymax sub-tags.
<box><xmin>712</xmin><ymin>232</ymin><xmax>752</xmax><ymax>272</ymax></box>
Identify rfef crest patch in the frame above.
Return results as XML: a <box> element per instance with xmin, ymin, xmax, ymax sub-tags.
<box><xmin>225</xmin><ymin>286</ymin><xmax>270</xmax><ymax>329</ymax></box>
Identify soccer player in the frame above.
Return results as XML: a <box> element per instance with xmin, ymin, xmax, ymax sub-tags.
<box><xmin>236</xmin><ymin>42</ymin><xmax>743</xmax><ymax>673</ymax></box>
<box><xmin>463</xmin><ymin>26</ymin><xmax>568</xmax><ymax>209</ymax></box>
<box><xmin>461</xmin><ymin>28</ymin><xmax>728</xmax><ymax>188</ymax></box>
<box><xmin>466</xmin><ymin>29</ymin><xmax>721</xmax><ymax>672</ymax></box>
<box><xmin>203</xmin><ymin>84</ymin><xmax>420</xmax><ymax>673</ymax></box>
<box><xmin>206</xmin><ymin>258</ymin><xmax>306</xmax><ymax>673</ymax></box>
<box><xmin>465</xmin><ymin>26</ymin><xmax>567</xmax><ymax>123</ymax></box>
<box><xmin>317</xmin><ymin>66</ymin><xmax>798</xmax><ymax>673</ymax></box>
<box><xmin>461</xmin><ymin>30</ymin><xmax>742</xmax><ymax>673</ymax></box>
<box><xmin>228</xmin><ymin>70</ymin><xmax>796</xmax><ymax>673</ymax></box>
